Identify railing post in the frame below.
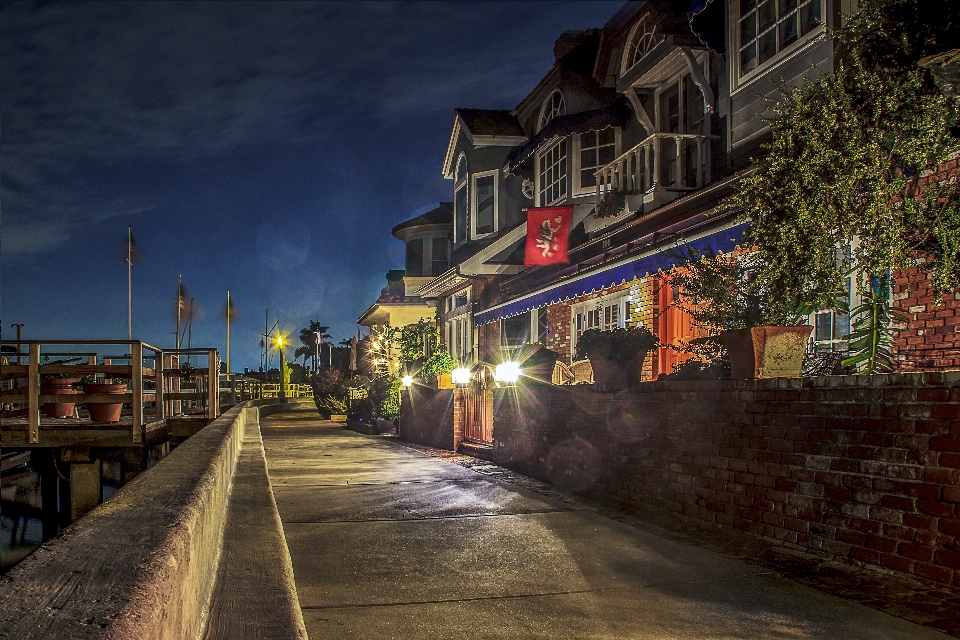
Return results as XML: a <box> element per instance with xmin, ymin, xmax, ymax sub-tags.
<box><xmin>156</xmin><ymin>349</ymin><xmax>165</xmax><ymax>422</ymax></box>
<box><xmin>652</xmin><ymin>137</ymin><xmax>660</xmax><ymax>187</ymax></box>
<box><xmin>207</xmin><ymin>349</ymin><xmax>217</xmax><ymax>419</ymax></box>
<box><xmin>131</xmin><ymin>342</ymin><xmax>143</xmax><ymax>444</ymax></box>
<box><xmin>28</xmin><ymin>343</ymin><xmax>40</xmax><ymax>444</ymax></box>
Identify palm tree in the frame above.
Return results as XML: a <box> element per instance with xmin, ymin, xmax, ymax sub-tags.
<box><xmin>296</xmin><ymin>320</ymin><xmax>332</xmax><ymax>371</ymax></box>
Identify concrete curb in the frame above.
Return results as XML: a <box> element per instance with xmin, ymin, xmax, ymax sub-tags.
<box><xmin>0</xmin><ymin>400</ymin><xmax>306</xmax><ymax>639</ymax></box>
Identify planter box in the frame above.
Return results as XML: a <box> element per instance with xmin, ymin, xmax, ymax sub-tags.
<box><xmin>586</xmin><ymin>349</ymin><xmax>650</xmax><ymax>386</ymax></box>
<box><xmin>721</xmin><ymin>326</ymin><xmax>812</xmax><ymax>379</ymax></box>
<box><xmin>374</xmin><ymin>418</ymin><xmax>396</xmax><ymax>434</ymax></box>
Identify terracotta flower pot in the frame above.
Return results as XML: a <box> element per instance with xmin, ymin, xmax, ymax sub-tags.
<box><xmin>586</xmin><ymin>348</ymin><xmax>650</xmax><ymax>386</ymax></box>
<box><xmin>83</xmin><ymin>383</ymin><xmax>127</xmax><ymax>423</ymax></box>
<box><xmin>721</xmin><ymin>326</ymin><xmax>813</xmax><ymax>379</ymax></box>
<box><xmin>41</xmin><ymin>378</ymin><xmax>80</xmax><ymax>419</ymax></box>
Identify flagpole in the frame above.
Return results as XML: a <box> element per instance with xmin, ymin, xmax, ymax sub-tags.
<box><xmin>127</xmin><ymin>226</ymin><xmax>132</xmax><ymax>341</ymax></box>
<box><xmin>177</xmin><ymin>275</ymin><xmax>182</xmax><ymax>350</ymax></box>
<box><xmin>226</xmin><ymin>291</ymin><xmax>231</xmax><ymax>375</ymax></box>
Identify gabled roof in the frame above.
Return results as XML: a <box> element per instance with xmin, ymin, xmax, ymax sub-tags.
<box><xmin>441</xmin><ymin>110</ymin><xmax>528</xmax><ymax>179</ymax></box>
<box><xmin>391</xmin><ymin>202</ymin><xmax>453</xmax><ymax>238</ymax></box>
<box><xmin>455</xmin><ymin>109</ymin><xmax>525</xmax><ymax>137</ymax></box>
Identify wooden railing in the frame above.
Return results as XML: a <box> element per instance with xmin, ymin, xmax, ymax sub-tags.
<box><xmin>0</xmin><ymin>341</ymin><xmax>220</xmax><ymax>445</ymax></box>
<box><xmin>217</xmin><ymin>378</ymin><xmax>313</xmax><ymax>403</ymax></box>
<box><xmin>595</xmin><ymin>132</ymin><xmax>719</xmax><ymax>209</ymax></box>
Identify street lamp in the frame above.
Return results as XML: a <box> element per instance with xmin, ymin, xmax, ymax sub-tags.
<box><xmin>277</xmin><ymin>334</ymin><xmax>286</xmax><ymax>400</ymax></box>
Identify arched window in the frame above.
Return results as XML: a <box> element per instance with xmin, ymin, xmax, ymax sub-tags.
<box><xmin>622</xmin><ymin>16</ymin><xmax>662</xmax><ymax>72</ymax></box>
<box><xmin>454</xmin><ymin>154</ymin><xmax>468</xmax><ymax>244</ymax></box>
<box><xmin>536</xmin><ymin>90</ymin><xmax>566</xmax><ymax>133</ymax></box>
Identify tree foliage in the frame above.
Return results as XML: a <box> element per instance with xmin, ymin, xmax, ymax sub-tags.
<box><xmin>728</xmin><ymin>0</ymin><xmax>960</xmax><ymax>315</ymax></box>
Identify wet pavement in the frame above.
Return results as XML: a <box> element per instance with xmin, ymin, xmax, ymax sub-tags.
<box><xmin>261</xmin><ymin>411</ymin><xmax>951</xmax><ymax>639</ymax></box>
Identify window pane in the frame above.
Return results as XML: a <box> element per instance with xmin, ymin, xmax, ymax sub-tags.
<box><xmin>757</xmin><ymin>0</ymin><xmax>776</xmax><ymax>32</ymax></box>
<box><xmin>660</xmin><ymin>83</ymin><xmax>680</xmax><ymax>133</ymax></box>
<box><xmin>740</xmin><ymin>12</ymin><xmax>757</xmax><ymax>45</ymax></box>
<box><xmin>740</xmin><ymin>0</ymin><xmax>757</xmax><ymax>16</ymax></box>
<box><xmin>833</xmin><ymin>310</ymin><xmax>850</xmax><ymax>340</ymax></box>
<box><xmin>758</xmin><ymin>28</ymin><xmax>777</xmax><ymax>64</ymax></box>
<box><xmin>598</xmin><ymin>127</ymin><xmax>615</xmax><ymax>146</ymax></box>
<box><xmin>581</xmin><ymin>147</ymin><xmax>596</xmax><ymax>171</ymax></box>
<box><xmin>780</xmin><ymin>11</ymin><xmax>798</xmax><ymax>48</ymax></box>
<box><xmin>800</xmin><ymin>0</ymin><xmax>821</xmax><ymax>35</ymax></box>
<box><xmin>779</xmin><ymin>0</ymin><xmax>797</xmax><ymax>14</ymax></box>
<box><xmin>740</xmin><ymin>43</ymin><xmax>758</xmax><ymax>72</ymax></box>
<box><xmin>581</xmin><ymin>169</ymin><xmax>596</xmax><ymax>188</ymax></box>
<box><xmin>598</xmin><ymin>144</ymin><xmax>615</xmax><ymax>165</ymax></box>
<box><xmin>455</xmin><ymin>185</ymin><xmax>467</xmax><ymax>243</ymax></box>
<box><xmin>815</xmin><ymin>312</ymin><xmax>832</xmax><ymax>341</ymax></box>
<box><xmin>405</xmin><ymin>238</ymin><xmax>424</xmax><ymax>276</ymax></box>
<box><xmin>475</xmin><ymin>175</ymin><xmax>495</xmax><ymax>235</ymax></box>
<box><xmin>502</xmin><ymin>316</ymin><xmax>529</xmax><ymax>347</ymax></box>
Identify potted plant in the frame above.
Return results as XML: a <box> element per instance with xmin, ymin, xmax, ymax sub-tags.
<box><xmin>83</xmin><ymin>378</ymin><xmax>128</xmax><ymax>423</ymax></box>
<box><xmin>421</xmin><ymin>350</ymin><xmax>457</xmax><ymax>389</ymax></box>
<box><xmin>669</xmin><ymin>248</ymin><xmax>816</xmax><ymax>379</ymax></box>
<box><xmin>40</xmin><ymin>372</ymin><xmax>83</xmax><ymax>418</ymax></box>
<box><xmin>574</xmin><ymin>326</ymin><xmax>658</xmax><ymax>386</ymax></box>
<box><xmin>584</xmin><ymin>187</ymin><xmax>640</xmax><ymax>234</ymax></box>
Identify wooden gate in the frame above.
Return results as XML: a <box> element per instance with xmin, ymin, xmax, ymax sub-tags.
<box><xmin>462</xmin><ymin>371</ymin><xmax>493</xmax><ymax>444</ymax></box>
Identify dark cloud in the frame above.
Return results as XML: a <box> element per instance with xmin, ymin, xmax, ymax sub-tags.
<box><xmin>0</xmin><ymin>0</ymin><xmax>622</xmax><ymax>365</ymax></box>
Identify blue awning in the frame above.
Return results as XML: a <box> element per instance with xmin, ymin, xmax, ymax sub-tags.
<box><xmin>475</xmin><ymin>221</ymin><xmax>747</xmax><ymax>325</ymax></box>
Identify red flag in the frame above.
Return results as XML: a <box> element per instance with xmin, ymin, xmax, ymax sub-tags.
<box><xmin>524</xmin><ymin>206</ymin><xmax>573</xmax><ymax>265</ymax></box>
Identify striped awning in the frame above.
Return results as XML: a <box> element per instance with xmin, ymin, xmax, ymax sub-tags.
<box><xmin>474</xmin><ymin>220</ymin><xmax>747</xmax><ymax>325</ymax></box>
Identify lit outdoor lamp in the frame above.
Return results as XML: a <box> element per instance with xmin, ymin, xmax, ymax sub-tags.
<box><xmin>451</xmin><ymin>367</ymin><xmax>472</xmax><ymax>386</ymax></box>
<box><xmin>401</xmin><ymin>375</ymin><xmax>414</xmax><ymax>388</ymax></box>
<box><xmin>276</xmin><ymin>334</ymin><xmax>286</xmax><ymax>400</ymax></box>
<box><xmin>493</xmin><ymin>361</ymin><xmax>522</xmax><ymax>386</ymax></box>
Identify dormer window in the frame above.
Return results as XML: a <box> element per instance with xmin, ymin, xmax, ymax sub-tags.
<box><xmin>454</xmin><ymin>154</ymin><xmax>468</xmax><ymax>244</ymax></box>
<box><xmin>472</xmin><ymin>170</ymin><xmax>498</xmax><ymax>238</ymax></box>
<box><xmin>536</xmin><ymin>90</ymin><xmax>565</xmax><ymax>133</ymax></box>
<box><xmin>622</xmin><ymin>16</ymin><xmax>662</xmax><ymax>73</ymax></box>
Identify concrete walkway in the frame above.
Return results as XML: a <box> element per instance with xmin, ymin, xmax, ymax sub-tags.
<box><xmin>261</xmin><ymin>411</ymin><xmax>949</xmax><ymax>640</ymax></box>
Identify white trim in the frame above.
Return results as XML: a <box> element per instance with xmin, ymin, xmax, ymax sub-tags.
<box><xmin>572</xmin><ymin>128</ymin><xmax>621</xmax><ymax>197</ymax></box>
<box><xmin>472</xmin><ymin>135</ymin><xmax>528</xmax><ymax>147</ymax></box>
<box><xmin>536</xmin><ymin>137</ymin><xmax>568</xmax><ymax>207</ymax></box>
<box><xmin>625</xmin><ymin>87</ymin><xmax>655</xmax><ymax>132</ymax></box>
<box><xmin>479</xmin><ymin>218</ymin><xmax>744</xmax><ymax>317</ymax></box>
<box><xmin>471</xmin><ymin>169</ymin><xmax>498</xmax><ymax>239</ymax></box>
<box><xmin>536</xmin><ymin>90</ymin><xmax>566</xmax><ymax>134</ymax></box>
<box><xmin>441</xmin><ymin>115</ymin><xmax>465</xmax><ymax>179</ymax></box>
<box><xmin>620</xmin><ymin>14</ymin><xmax>664</xmax><ymax>77</ymax></box>
<box><xmin>453</xmin><ymin>153</ymin><xmax>469</xmax><ymax>245</ymax></box>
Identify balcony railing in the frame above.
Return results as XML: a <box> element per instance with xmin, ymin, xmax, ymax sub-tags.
<box><xmin>595</xmin><ymin>132</ymin><xmax>719</xmax><ymax>211</ymax></box>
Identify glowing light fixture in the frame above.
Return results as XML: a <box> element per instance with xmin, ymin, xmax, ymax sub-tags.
<box><xmin>451</xmin><ymin>367</ymin><xmax>472</xmax><ymax>385</ymax></box>
<box><xmin>401</xmin><ymin>375</ymin><xmax>413</xmax><ymax>388</ymax></box>
<box><xmin>494</xmin><ymin>361</ymin><xmax>521</xmax><ymax>384</ymax></box>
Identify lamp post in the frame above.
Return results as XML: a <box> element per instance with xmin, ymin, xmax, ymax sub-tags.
<box><xmin>277</xmin><ymin>334</ymin><xmax>286</xmax><ymax>400</ymax></box>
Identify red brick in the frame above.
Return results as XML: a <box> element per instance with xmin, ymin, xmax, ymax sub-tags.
<box><xmin>918</xmin><ymin>500</ymin><xmax>955</xmax><ymax>517</ymax></box>
<box><xmin>915</xmin><ymin>561</ymin><xmax>954</xmax><ymax>584</ymax></box>
<box><xmin>879</xmin><ymin>553</ymin><xmax>913</xmax><ymax>573</ymax></box>
<box><xmin>904</xmin><ymin>483</ymin><xmax>942</xmax><ymax>500</ymax></box>
<box><xmin>903</xmin><ymin>513</ymin><xmax>936</xmax><ymax>530</ymax></box>
<box><xmin>931</xmin><ymin>436</ymin><xmax>960</xmax><ymax>452</ymax></box>
<box><xmin>898</xmin><ymin>541</ymin><xmax>935</xmax><ymax>561</ymax></box>
<box><xmin>944</xmin><ymin>487</ymin><xmax>960</xmax><ymax>503</ymax></box>
<box><xmin>880</xmin><ymin>495</ymin><xmax>915</xmax><ymax>511</ymax></box>
<box><xmin>939</xmin><ymin>519</ymin><xmax>960</xmax><ymax>536</ymax></box>
<box><xmin>849</xmin><ymin>546</ymin><xmax>880</xmax><ymax>564</ymax></box>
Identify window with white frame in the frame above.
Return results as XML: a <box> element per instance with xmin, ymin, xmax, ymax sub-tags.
<box><xmin>812</xmin><ymin>276</ymin><xmax>852</xmax><ymax>352</ymax></box>
<box><xmin>737</xmin><ymin>0</ymin><xmax>824</xmax><ymax>78</ymax></box>
<box><xmin>537</xmin><ymin>139</ymin><xmax>567</xmax><ymax>206</ymax></box>
<box><xmin>454</xmin><ymin>154</ymin><xmax>468</xmax><ymax>244</ymax></box>
<box><xmin>537</xmin><ymin>90</ymin><xmax>566</xmax><ymax>133</ymax></box>
<box><xmin>622</xmin><ymin>15</ymin><xmax>663</xmax><ymax>73</ymax></box>
<box><xmin>472</xmin><ymin>170</ymin><xmax>497</xmax><ymax>237</ymax></box>
<box><xmin>574</xmin><ymin>127</ymin><xmax>617</xmax><ymax>194</ymax></box>
<box><xmin>570</xmin><ymin>294</ymin><xmax>631</xmax><ymax>357</ymax></box>
<box><xmin>444</xmin><ymin>288</ymin><xmax>472</xmax><ymax>363</ymax></box>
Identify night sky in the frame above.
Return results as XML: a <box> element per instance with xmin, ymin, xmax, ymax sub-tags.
<box><xmin>1</xmin><ymin>1</ymin><xmax>623</xmax><ymax>370</ymax></box>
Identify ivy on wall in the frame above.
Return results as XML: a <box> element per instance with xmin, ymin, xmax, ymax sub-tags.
<box><xmin>728</xmin><ymin>0</ymin><xmax>960</xmax><ymax>318</ymax></box>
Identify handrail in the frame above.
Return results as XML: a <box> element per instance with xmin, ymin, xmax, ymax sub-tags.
<box><xmin>1</xmin><ymin>340</ymin><xmax>221</xmax><ymax>445</ymax></box>
<box><xmin>595</xmin><ymin>132</ymin><xmax>720</xmax><ymax>209</ymax></box>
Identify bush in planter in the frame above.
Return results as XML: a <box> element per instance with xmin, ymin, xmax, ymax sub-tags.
<box><xmin>308</xmin><ymin>369</ymin><xmax>350</xmax><ymax>416</ymax></box>
<box><xmin>421</xmin><ymin>350</ymin><xmax>456</xmax><ymax>379</ymax></box>
<box><xmin>668</xmin><ymin>248</ymin><xmax>826</xmax><ymax>378</ymax></box>
<box><xmin>574</xmin><ymin>326</ymin><xmax>658</xmax><ymax>385</ymax></box>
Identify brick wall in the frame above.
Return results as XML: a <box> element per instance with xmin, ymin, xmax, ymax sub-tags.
<box><xmin>893</xmin><ymin>155</ymin><xmax>960</xmax><ymax>371</ymax></box>
<box><xmin>491</xmin><ymin>373</ymin><xmax>960</xmax><ymax>587</ymax></box>
<box><xmin>399</xmin><ymin>387</ymin><xmax>457</xmax><ymax>450</ymax></box>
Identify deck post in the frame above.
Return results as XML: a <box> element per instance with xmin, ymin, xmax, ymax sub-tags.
<box><xmin>156</xmin><ymin>348</ymin><xmax>165</xmax><ymax>422</ymax></box>
<box><xmin>28</xmin><ymin>343</ymin><xmax>40</xmax><ymax>444</ymax></box>
<box><xmin>207</xmin><ymin>349</ymin><xmax>218</xmax><ymax>419</ymax></box>
<box><xmin>131</xmin><ymin>341</ymin><xmax>143</xmax><ymax>443</ymax></box>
